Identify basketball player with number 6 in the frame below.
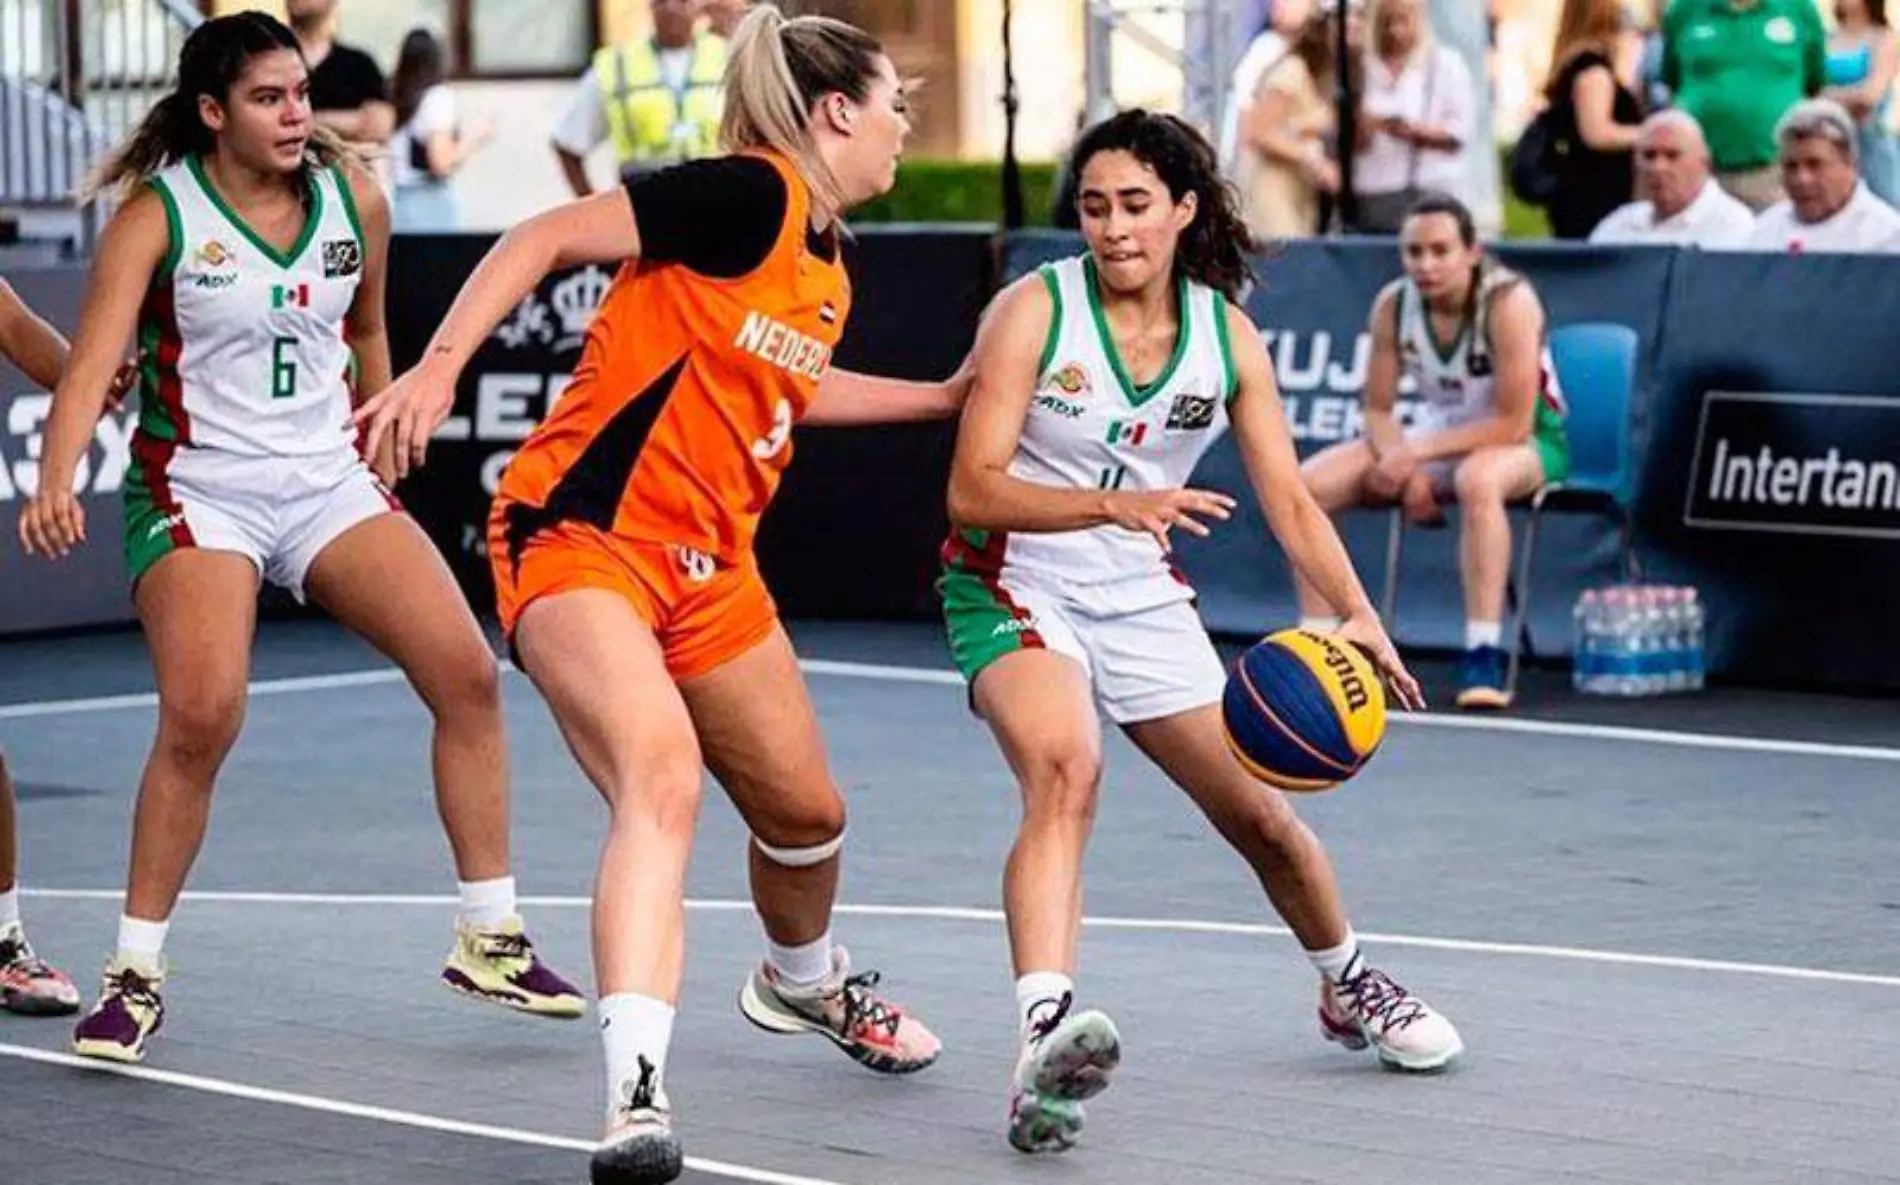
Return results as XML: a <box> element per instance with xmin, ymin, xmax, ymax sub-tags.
<box><xmin>18</xmin><ymin>12</ymin><xmax>583</xmax><ymax>1067</ymax></box>
<box><xmin>941</xmin><ymin>109</ymin><xmax>1464</xmax><ymax>1156</ymax></box>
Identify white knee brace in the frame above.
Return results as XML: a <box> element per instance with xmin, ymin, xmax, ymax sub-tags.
<box><xmin>752</xmin><ymin>828</ymin><xmax>846</xmax><ymax>868</ymax></box>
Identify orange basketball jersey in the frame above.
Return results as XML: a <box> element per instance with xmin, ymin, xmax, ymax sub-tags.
<box><xmin>496</xmin><ymin>151</ymin><xmax>850</xmax><ymax>571</ymax></box>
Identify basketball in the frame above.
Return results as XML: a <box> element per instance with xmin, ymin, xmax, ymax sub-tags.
<box><xmin>1222</xmin><ymin>629</ymin><xmax>1388</xmax><ymax>792</ymax></box>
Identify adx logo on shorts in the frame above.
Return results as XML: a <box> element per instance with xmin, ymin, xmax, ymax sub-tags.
<box><xmin>322</xmin><ymin>238</ymin><xmax>363</xmax><ymax>279</ymax></box>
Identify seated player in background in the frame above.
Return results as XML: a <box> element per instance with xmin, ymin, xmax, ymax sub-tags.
<box><xmin>942</xmin><ymin>108</ymin><xmax>1460</xmax><ymax>1158</ymax></box>
<box><xmin>1296</xmin><ymin>194</ymin><xmax>1569</xmax><ymax>710</ymax></box>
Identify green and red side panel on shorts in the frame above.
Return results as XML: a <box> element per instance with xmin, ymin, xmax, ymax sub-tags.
<box><xmin>123</xmin><ymin>177</ymin><xmax>196</xmax><ymax>585</ymax></box>
<box><xmin>937</xmin><ymin>528</ymin><xmax>1045</xmax><ymax>682</ymax></box>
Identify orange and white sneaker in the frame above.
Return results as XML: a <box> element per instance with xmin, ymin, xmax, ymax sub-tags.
<box><xmin>737</xmin><ymin>945</ymin><xmax>941</xmax><ymax>1074</ymax></box>
<box><xmin>1319</xmin><ymin>962</ymin><xmax>1463</xmax><ymax>1072</ymax></box>
<box><xmin>0</xmin><ymin>923</ymin><xmax>80</xmax><ymax>1016</ymax></box>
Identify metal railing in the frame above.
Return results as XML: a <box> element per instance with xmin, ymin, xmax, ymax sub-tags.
<box><xmin>2</xmin><ymin>0</ymin><xmax>202</xmax><ymax>245</ymax></box>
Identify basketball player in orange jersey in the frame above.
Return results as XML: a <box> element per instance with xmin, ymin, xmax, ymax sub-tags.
<box><xmin>356</xmin><ymin>8</ymin><xmax>962</xmax><ymax>1182</ymax></box>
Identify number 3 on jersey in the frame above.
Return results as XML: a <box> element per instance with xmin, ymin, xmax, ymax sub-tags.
<box><xmin>751</xmin><ymin>398</ymin><xmax>792</xmax><ymax>460</ymax></box>
<box><xmin>271</xmin><ymin>335</ymin><xmax>298</xmax><ymax>400</ymax></box>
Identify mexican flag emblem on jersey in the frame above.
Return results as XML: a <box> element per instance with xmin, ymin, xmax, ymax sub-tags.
<box><xmin>1106</xmin><ymin>420</ymin><xmax>1148</xmax><ymax>446</ymax></box>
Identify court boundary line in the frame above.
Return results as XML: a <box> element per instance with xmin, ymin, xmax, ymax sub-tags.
<box><xmin>3</xmin><ymin>657</ymin><xmax>1896</xmax><ymax>765</ymax></box>
<box><xmin>0</xmin><ymin>1041</ymin><xmax>849</xmax><ymax>1185</ymax></box>
<box><xmin>22</xmin><ymin>889</ymin><xmax>1900</xmax><ymax>989</ymax></box>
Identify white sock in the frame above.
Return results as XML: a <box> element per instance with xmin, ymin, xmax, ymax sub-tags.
<box><xmin>1015</xmin><ymin>971</ymin><xmax>1075</xmax><ymax>1043</ymax></box>
<box><xmin>458</xmin><ymin>876</ymin><xmax>517</xmax><ymax>928</ymax></box>
<box><xmin>1298</xmin><ymin>615</ymin><xmax>1343</xmax><ymax>635</ymax></box>
<box><xmin>1466</xmin><ymin>620</ymin><xmax>1502</xmax><ymax>650</ymax></box>
<box><xmin>1305</xmin><ymin>930</ymin><xmax>1363</xmax><ymax>984</ymax></box>
<box><xmin>599</xmin><ymin>992</ymin><xmax>675</xmax><ymax>1121</ymax></box>
<box><xmin>767</xmin><ymin>930</ymin><xmax>834</xmax><ymax>989</ymax></box>
<box><xmin>117</xmin><ymin>915</ymin><xmax>169</xmax><ymax>965</ymax></box>
<box><xmin>0</xmin><ymin>886</ymin><xmax>19</xmax><ymax>929</ymax></box>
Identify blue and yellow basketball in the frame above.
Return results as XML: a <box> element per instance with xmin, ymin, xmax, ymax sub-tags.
<box><xmin>1221</xmin><ymin>629</ymin><xmax>1387</xmax><ymax>792</ymax></box>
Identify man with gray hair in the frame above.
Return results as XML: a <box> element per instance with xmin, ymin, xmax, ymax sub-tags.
<box><xmin>1591</xmin><ymin>110</ymin><xmax>1755</xmax><ymax>247</ymax></box>
<box><xmin>1747</xmin><ymin>98</ymin><xmax>1900</xmax><ymax>253</ymax></box>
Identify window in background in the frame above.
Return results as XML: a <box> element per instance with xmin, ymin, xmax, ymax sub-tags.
<box><xmin>334</xmin><ymin>0</ymin><xmax>451</xmax><ymax>70</ymax></box>
<box><xmin>468</xmin><ymin>0</ymin><xmax>592</xmax><ymax>76</ymax></box>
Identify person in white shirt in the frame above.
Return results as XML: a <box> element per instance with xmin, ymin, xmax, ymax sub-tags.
<box><xmin>389</xmin><ymin>27</ymin><xmax>493</xmax><ymax>233</ymax></box>
<box><xmin>1590</xmin><ymin>110</ymin><xmax>1755</xmax><ymax>248</ymax></box>
<box><xmin>1747</xmin><ymin>98</ymin><xmax>1900</xmax><ymax>254</ymax></box>
<box><xmin>1353</xmin><ymin>0</ymin><xmax>1477</xmax><ymax>232</ymax></box>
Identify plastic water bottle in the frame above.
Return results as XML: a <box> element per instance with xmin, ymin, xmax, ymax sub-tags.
<box><xmin>1572</xmin><ymin>589</ymin><xmax>1601</xmax><ymax>692</ymax></box>
<box><xmin>1635</xmin><ymin>587</ymin><xmax>1664</xmax><ymax>695</ymax></box>
<box><xmin>1664</xmin><ymin>592</ymin><xmax>1694</xmax><ymax>695</ymax></box>
<box><xmin>1605</xmin><ymin>587</ymin><xmax>1639</xmax><ymax>696</ymax></box>
<box><xmin>1683</xmin><ymin>588</ymin><xmax>1706</xmax><ymax>691</ymax></box>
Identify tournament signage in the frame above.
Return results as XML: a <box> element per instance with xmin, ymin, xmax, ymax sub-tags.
<box><xmin>1685</xmin><ymin>392</ymin><xmax>1900</xmax><ymax>539</ymax></box>
<box><xmin>0</xmin><ymin>267</ymin><xmax>137</xmax><ymax>635</ymax></box>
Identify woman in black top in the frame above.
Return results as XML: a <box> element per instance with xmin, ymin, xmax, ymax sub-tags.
<box><xmin>1543</xmin><ymin>0</ymin><xmax>1644</xmax><ymax>239</ymax></box>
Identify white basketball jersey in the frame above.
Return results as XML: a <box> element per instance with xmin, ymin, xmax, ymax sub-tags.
<box><xmin>139</xmin><ymin>157</ymin><xmax>364</xmax><ymax>459</ymax></box>
<box><xmin>1394</xmin><ymin>262</ymin><xmax>1564</xmax><ymax>429</ymax></box>
<box><xmin>980</xmin><ymin>255</ymin><xmax>1236</xmax><ymax>587</ymax></box>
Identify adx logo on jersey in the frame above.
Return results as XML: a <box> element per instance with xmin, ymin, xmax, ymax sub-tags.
<box><xmin>1033</xmin><ymin>362</ymin><xmax>1091</xmax><ymax>419</ymax></box>
<box><xmin>188</xmin><ymin>238</ymin><xmax>239</xmax><ymax>290</ymax></box>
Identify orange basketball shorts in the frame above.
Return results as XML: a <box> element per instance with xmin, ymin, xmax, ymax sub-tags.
<box><xmin>489</xmin><ymin>512</ymin><xmax>778</xmax><ymax>682</ymax></box>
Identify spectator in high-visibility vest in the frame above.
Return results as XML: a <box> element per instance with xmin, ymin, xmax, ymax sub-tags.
<box><xmin>551</xmin><ymin>0</ymin><xmax>728</xmax><ymax>197</ymax></box>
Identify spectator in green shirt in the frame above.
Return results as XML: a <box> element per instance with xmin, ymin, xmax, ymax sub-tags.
<box><xmin>1663</xmin><ymin>0</ymin><xmax>1827</xmax><ymax>210</ymax></box>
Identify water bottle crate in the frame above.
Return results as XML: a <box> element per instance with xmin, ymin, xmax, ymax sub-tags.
<box><xmin>1571</xmin><ymin>583</ymin><xmax>1706</xmax><ymax>698</ymax></box>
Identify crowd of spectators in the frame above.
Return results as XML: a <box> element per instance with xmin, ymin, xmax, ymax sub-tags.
<box><xmin>1222</xmin><ymin>0</ymin><xmax>1900</xmax><ymax>252</ymax></box>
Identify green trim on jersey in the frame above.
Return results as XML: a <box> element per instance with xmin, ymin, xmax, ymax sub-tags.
<box><xmin>1082</xmin><ymin>255</ymin><xmax>1191</xmax><ymax>409</ymax></box>
<box><xmin>331</xmin><ymin>165</ymin><xmax>365</xmax><ymax>247</ymax></box>
<box><xmin>187</xmin><ymin>153</ymin><xmax>324</xmax><ymax>270</ymax></box>
<box><xmin>150</xmin><ymin>176</ymin><xmax>184</xmax><ymax>277</ymax></box>
<box><xmin>1035</xmin><ymin>265</ymin><xmax>1062</xmax><ymax>379</ymax></box>
<box><xmin>1213</xmin><ymin>293</ymin><xmax>1238</xmax><ymax>403</ymax></box>
<box><xmin>938</xmin><ymin>565</ymin><xmax>1039</xmax><ymax>683</ymax></box>
<box><xmin>1422</xmin><ymin>286</ymin><xmax>1472</xmax><ymax>366</ymax></box>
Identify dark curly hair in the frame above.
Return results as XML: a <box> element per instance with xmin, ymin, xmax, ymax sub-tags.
<box><xmin>1067</xmin><ymin>108</ymin><xmax>1256</xmax><ymax>302</ymax></box>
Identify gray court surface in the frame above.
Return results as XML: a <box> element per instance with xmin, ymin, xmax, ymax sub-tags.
<box><xmin>2</xmin><ymin>618</ymin><xmax>1897</xmax><ymax>1185</ymax></box>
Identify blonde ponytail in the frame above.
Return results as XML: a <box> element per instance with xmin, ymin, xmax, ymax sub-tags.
<box><xmin>719</xmin><ymin>4</ymin><xmax>883</xmax><ymax>219</ymax></box>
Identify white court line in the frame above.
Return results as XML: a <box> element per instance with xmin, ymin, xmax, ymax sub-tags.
<box><xmin>3</xmin><ymin>656</ymin><xmax>1897</xmax><ymax>764</ymax></box>
<box><xmin>24</xmin><ymin>889</ymin><xmax>1900</xmax><ymax>989</ymax></box>
<box><xmin>0</xmin><ymin>669</ymin><xmax>407</xmax><ymax>720</ymax></box>
<box><xmin>0</xmin><ymin>1041</ymin><xmax>848</xmax><ymax>1185</ymax></box>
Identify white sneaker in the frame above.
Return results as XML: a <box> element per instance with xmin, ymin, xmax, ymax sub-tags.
<box><xmin>1319</xmin><ymin>965</ymin><xmax>1463</xmax><ymax>1072</ymax></box>
<box><xmin>590</xmin><ymin>1057</ymin><xmax>682</xmax><ymax>1185</ymax></box>
<box><xmin>1007</xmin><ymin>994</ymin><xmax>1122</xmax><ymax>1154</ymax></box>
